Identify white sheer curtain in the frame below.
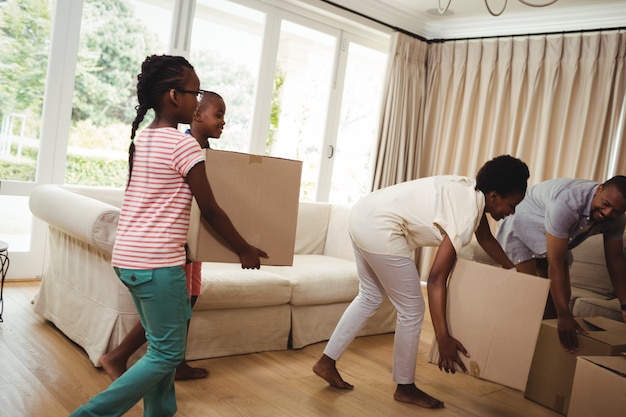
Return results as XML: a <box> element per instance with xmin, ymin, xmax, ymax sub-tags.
<box><xmin>373</xmin><ymin>29</ymin><xmax>626</xmax><ymax>276</ymax></box>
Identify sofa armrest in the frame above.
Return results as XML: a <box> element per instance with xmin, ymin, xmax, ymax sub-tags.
<box><xmin>29</xmin><ymin>184</ymin><xmax>120</xmax><ymax>256</ymax></box>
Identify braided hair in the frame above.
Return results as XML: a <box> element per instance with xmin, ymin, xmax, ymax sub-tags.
<box><xmin>475</xmin><ymin>155</ymin><xmax>530</xmax><ymax>198</ymax></box>
<box><xmin>127</xmin><ymin>55</ymin><xmax>195</xmax><ymax>188</ymax></box>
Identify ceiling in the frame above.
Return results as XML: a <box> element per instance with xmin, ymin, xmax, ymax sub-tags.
<box><xmin>323</xmin><ymin>0</ymin><xmax>626</xmax><ymax>40</ymax></box>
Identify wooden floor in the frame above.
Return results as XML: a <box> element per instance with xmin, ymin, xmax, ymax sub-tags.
<box><xmin>0</xmin><ymin>281</ymin><xmax>561</xmax><ymax>417</ymax></box>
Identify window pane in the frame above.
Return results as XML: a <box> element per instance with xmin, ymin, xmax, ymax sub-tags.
<box><xmin>0</xmin><ymin>0</ymin><xmax>55</xmax><ymax>183</ymax></box>
<box><xmin>0</xmin><ymin>196</ymin><xmax>32</xmax><ymax>251</ymax></box>
<box><xmin>329</xmin><ymin>42</ymin><xmax>387</xmax><ymax>205</ymax></box>
<box><xmin>269</xmin><ymin>20</ymin><xmax>335</xmax><ymax>201</ymax></box>
<box><xmin>190</xmin><ymin>0</ymin><xmax>265</xmax><ymax>152</ymax></box>
<box><xmin>66</xmin><ymin>0</ymin><xmax>174</xmax><ymax>187</ymax></box>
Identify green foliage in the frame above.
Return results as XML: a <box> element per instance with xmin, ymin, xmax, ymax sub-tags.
<box><xmin>72</xmin><ymin>0</ymin><xmax>158</xmax><ymax>126</ymax></box>
<box><xmin>0</xmin><ymin>159</ymin><xmax>36</xmax><ymax>181</ymax></box>
<box><xmin>0</xmin><ymin>0</ymin><xmax>281</xmax><ymax>187</ymax></box>
<box><xmin>0</xmin><ymin>0</ymin><xmax>51</xmax><ymax>138</ymax></box>
<box><xmin>64</xmin><ymin>154</ymin><xmax>127</xmax><ymax>187</ymax></box>
<box><xmin>267</xmin><ymin>66</ymin><xmax>285</xmax><ymax>153</ymax></box>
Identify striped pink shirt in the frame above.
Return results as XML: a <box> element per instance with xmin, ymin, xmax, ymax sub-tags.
<box><xmin>112</xmin><ymin>127</ymin><xmax>205</xmax><ymax>269</ymax></box>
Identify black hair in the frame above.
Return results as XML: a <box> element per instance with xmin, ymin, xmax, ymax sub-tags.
<box><xmin>127</xmin><ymin>54</ymin><xmax>195</xmax><ymax>188</ymax></box>
<box><xmin>475</xmin><ymin>155</ymin><xmax>530</xmax><ymax>198</ymax></box>
<box><xmin>197</xmin><ymin>91</ymin><xmax>223</xmax><ymax>112</ymax></box>
<box><xmin>602</xmin><ymin>175</ymin><xmax>626</xmax><ymax>198</ymax></box>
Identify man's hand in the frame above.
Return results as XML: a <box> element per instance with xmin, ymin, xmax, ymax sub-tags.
<box><xmin>437</xmin><ymin>334</ymin><xmax>470</xmax><ymax>374</ymax></box>
<box><xmin>557</xmin><ymin>315</ymin><xmax>587</xmax><ymax>353</ymax></box>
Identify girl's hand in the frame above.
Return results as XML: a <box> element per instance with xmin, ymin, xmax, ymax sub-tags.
<box><xmin>239</xmin><ymin>245</ymin><xmax>269</xmax><ymax>269</ymax></box>
<box><xmin>437</xmin><ymin>334</ymin><xmax>469</xmax><ymax>374</ymax></box>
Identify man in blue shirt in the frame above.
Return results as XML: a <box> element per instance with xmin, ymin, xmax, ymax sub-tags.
<box><xmin>497</xmin><ymin>176</ymin><xmax>626</xmax><ymax>352</ymax></box>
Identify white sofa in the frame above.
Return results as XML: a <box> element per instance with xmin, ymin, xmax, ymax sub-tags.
<box><xmin>458</xmin><ymin>231</ymin><xmax>626</xmax><ymax>322</ymax></box>
<box><xmin>29</xmin><ymin>184</ymin><xmax>396</xmax><ymax>366</ymax></box>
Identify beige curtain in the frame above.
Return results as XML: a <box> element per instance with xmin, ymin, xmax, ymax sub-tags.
<box><xmin>372</xmin><ymin>32</ymin><xmax>429</xmax><ymax>190</ymax></box>
<box><xmin>373</xmin><ymin>29</ymin><xmax>626</xmax><ymax>276</ymax></box>
<box><xmin>422</xmin><ymin>29</ymin><xmax>626</xmax><ymax>184</ymax></box>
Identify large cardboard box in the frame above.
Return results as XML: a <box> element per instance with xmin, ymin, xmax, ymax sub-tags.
<box><xmin>524</xmin><ymin>317</ymin><xmax>626</xmax><ymax>415</ymax></box>
<box><xmin>567</xmin><ymin>355</ymin><xmax>626</xmax><ymax>417</ymax></box>
<box><xmin>186</xmin><ymin>149</ymin><xmax>302</xmax><ymax>265</ymax></box>
<box><xmin>428</xmin><ymin>258</ymin><xmax>550</xmax><ymax>391</ymax></box>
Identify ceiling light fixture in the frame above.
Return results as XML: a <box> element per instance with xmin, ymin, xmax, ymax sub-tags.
<box><xmin>438</xmin><ymin>0</ymin><xmax>560</xmax><ymax>17</ymax></box>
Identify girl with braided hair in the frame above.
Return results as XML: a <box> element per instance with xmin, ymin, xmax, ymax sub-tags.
<box><xmin>70</xmin><ymin>55</ymin><xmax>267</xmax><ymax>417</ymax></box>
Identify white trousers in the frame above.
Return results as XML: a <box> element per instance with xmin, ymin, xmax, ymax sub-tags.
<box><xmin>324</xmin><ymin>241</ymin><xmax>425</xmax><ymax>384</ymax></box>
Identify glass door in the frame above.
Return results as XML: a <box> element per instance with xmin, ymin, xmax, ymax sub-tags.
<box><xmin>0</xmin><ymin>0</ymin><xmax>57</xmax><ymax>278</ymax></box>
<box><xmin>268</xmin><ymin>18</ymin><xmax>337</xmax><ymax>201</ymax></box>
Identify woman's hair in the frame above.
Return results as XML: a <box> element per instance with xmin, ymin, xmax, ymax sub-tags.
<box><xmin>475</xmin><ymin>155</ymin><xmax>530</xmax><ymax>197</ymax></box>
<box><xmin>127</xmin><ymin>55</ymin><xmax>194</xmax><ymax>187</ymax></box>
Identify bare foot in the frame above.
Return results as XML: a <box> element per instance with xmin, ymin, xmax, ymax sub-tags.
<box><xmin>175</xmin><ymin>361</ymin><xmax>209</xmax><ymax>380</ymax></box>
<box><xmin>99</xmin><ymin>352</ymin><xmax>127</xmax><ymax>381</ymax></box>
<box><xmin>313</xmin><ymin>354</ymin><xmax>354</xmax><ymax>390</ymax></box>
<box><xmin>394</xmin><ymin>383</ymin><xmax>444</xmax><ymax>409</ymax></box>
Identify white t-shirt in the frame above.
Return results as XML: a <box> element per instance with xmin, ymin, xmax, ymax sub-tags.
<box><xmin>348</xmin><ymin>175</ymin><xmax>485</xmax><ymax>258</ymax></box>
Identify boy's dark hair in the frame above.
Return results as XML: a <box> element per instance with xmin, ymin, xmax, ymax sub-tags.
<box><xmin>602</xmin><ymin>175</ymin><xmax>626</xmax><ymax>198</ymax></box>
<box><xmin>475</xmin><ymin>155</ymin><xmax>530</xmax><ymax>197</ymax></box>
<box><xmin>197</xmin><ymin>91</ymin><xmax>223</xmax><ymax>112</ymax></box>
<box><xmin>127</xmin><ymin>55</ymin><xmax>194</xmax><ymax>187</ymax></box>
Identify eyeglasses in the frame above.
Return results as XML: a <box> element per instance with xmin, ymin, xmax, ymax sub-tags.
<box><xmin>177</xmin><ymin>89</ymin><xmax>205</xmax><ymax>103</ymax></box>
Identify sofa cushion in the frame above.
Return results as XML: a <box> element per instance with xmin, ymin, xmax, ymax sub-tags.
<box><xmin>572</xmin><ymin>297</ymin><xmax>623</xmax><ymax>322</ymax></box>
<box><xmin>324</xmin><ymin>204</ymin><xmax>354</xmax><ymax>261</ymax></box>
<box><xmin>570</xmin><ymin>233</ymin><xmax>626</xmax><ymax>298</ymax></box>
<box><xmin>195</xmin><ymin>262</ymin><xmax>292</xmax><ymax>310</ymax></box>
<box><xmin>294</xmin><ymin>202</ymin><xmax>330</xmax><ymax>255</ymax></box>
<box><xmin>265</xmin><ymin>254</ymin><xmax>358</xmax><ymax>305</ymax></box>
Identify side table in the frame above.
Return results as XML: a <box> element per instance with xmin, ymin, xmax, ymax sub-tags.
<box><xmin>0</xmin><ymin>240</ymin><xmax>8</xmax><ymax>323</ymax></box>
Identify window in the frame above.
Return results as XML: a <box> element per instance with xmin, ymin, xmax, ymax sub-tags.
<box><xmin>329</xmin><ymin>40</ymin><xmax>387</xmax><ymax>204</ymax></box>
<box><xmin>269</xmin><ymin>19</ymin><xmax>336</xmax><ymax>201</ymax></box>
<box><xmin>3</xmin><ymin>0</ymin><xmax>389</xmax><ymax>278</ymax></box>
<box><xmin>0</xmin><ymin>0</ymin><xmax>55</xmax><ymax>183</ymax></box>
<box><xmin>0</xmin><ymin>0</ymin><xmax>55</xmax><ymax>255</ymax></box>
<box><xmin>190</xmin><ymin>0</ymin><xmax>265</xmax><ymax>152</ymax></box>
<box><xmin>66</xmin><ymin>0</ymin><xmax>174</xmax><ymax>187</ymax></box>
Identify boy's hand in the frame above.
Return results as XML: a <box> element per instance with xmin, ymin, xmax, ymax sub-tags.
<box><xmin>437</xmin><ymin>334</ymin><xmax>469</xmax><ymax>374</ymax></box>
<box><xmin>239</xmin><ymin>245</ymin><xmax>268</xmax><ymax>269</ymax></box>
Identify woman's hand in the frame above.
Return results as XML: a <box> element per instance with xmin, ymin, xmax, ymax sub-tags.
<box><xmin>437</xmin><ymin>334</ymin><xmax>469</xmax><ymax>374</ymax></box>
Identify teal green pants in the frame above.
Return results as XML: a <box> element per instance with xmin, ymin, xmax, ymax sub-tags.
<box><xmin>69</xmin><ymin>266</ymin><xmax>192</xmax><ymax>417</ymax></box>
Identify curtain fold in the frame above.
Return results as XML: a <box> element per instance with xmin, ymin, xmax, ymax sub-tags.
<box><xmin>372</xmin><ymin>32</ymin><xmax>429</xmax><ymax>190</ymax></box>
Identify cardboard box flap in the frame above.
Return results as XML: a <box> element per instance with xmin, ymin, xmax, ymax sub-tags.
<box><xmin>580</xmin><ymin>356</ymin><xmax>626</xmax><ymax>377</ymax></box>
<box><xmin>581</xmin><ymin>316</ymin><xmax>626</xmax><ymax>332</ymax></box>
<box><xmin>567</xmin><ymin>356</ymin><xmax>626</xmax><ymax>417</ymax></box>
<box><xmin>579</xmin><ymin>317</ymin><xmax>626</xmax><ymax>346</ymax></box>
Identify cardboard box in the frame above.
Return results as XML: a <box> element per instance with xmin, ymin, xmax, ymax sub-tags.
<box><xmin>428</xmin><ymin>258</ymin><xmax>550</xmax><ymax>391</ymax></box>
<box><xmin>567</xmin><ymin>355</ymin><xmax>626</xmax><ymax>417</ymax></box>
<box><xmin>524</xmin><ymin>317</ymin><xmax>626</xmax><ymax>415</ymax></box>
<box><xmin>186</xmin><ymin>149</ymin><xmax>302</xmax><ymax>265</ymax></box>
